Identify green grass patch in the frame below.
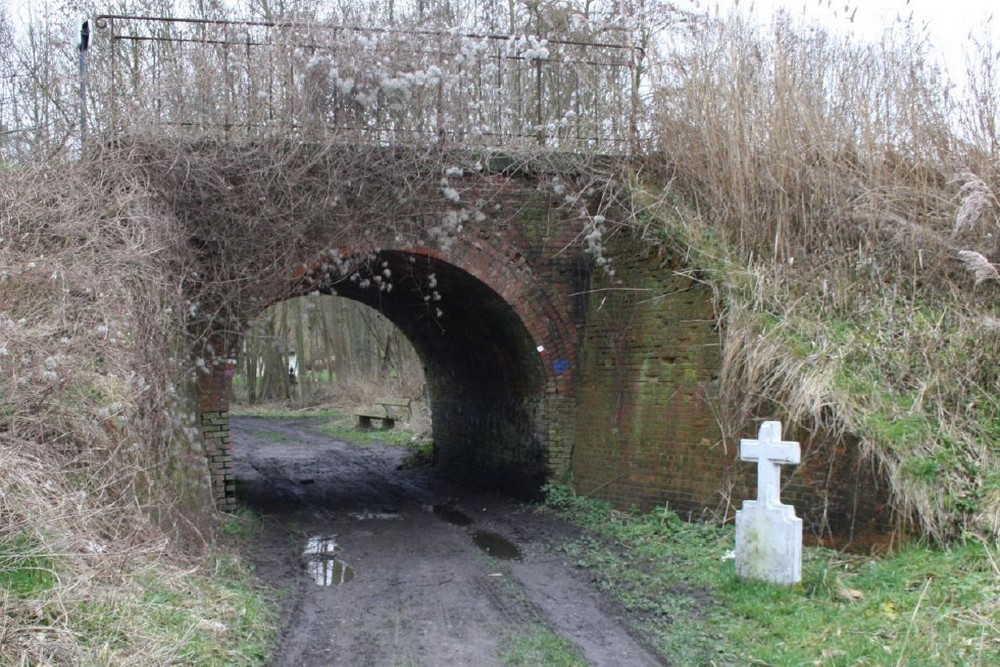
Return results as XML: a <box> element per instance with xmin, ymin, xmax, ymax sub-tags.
<box><xmin>0</xmin><ymin>532</ymin><xmax>57</xmax><ymax>597</ymax></box>
<box><xmin>545</xmin><ymin>485</ymin><xmax>1000</xmax><ymax>666</ymax></box>
<box><xmin>4</xmin><ymin>506</ymin><xmax>278</xmax><ymax>664</ymax></box>
<box><xmin>53</xmin><ymin>552</ymin><xmax>275</xmax><ymax>665</ymax></box>
<box><xmin>499</xmin><ymin>627</ymin><xmax>587</xmax><ymax>667</ymax></box>
<box><xmin>309</xmin><ymin>413</ymin><xmax>422</xmax><ymax>447</ymax></box>
<box><xmin>317</xmin><ymin>421</ymin><xmax>421</xmax><ymax>447</ymax></box>
<box><xmin>146</xmin><ymin>555</ymin><xmax>275</xmax><ymax>664</ymax></box>
<box><xmin>400</xmin><ymin>439</ymin><xmax>435</xmax><ymax>467</ymax></box>
<box><xmin>220</xmin><ymin>507</ymin><xmax>263</xmax><ymax>540</ymax></box>
<box><xmin>232</xmin><ymin>404</ymin><xmax>422</xmax><ymax>447</ymax></box>
<box><xmin>245</xmin><ymin>427</ymin><xmax>292</xmax><ymax>443</ymax></box>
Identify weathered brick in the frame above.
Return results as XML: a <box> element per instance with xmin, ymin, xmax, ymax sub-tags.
<box><xmin>188</xmin><ymin>166</ymin><xmax>890</xmax><ymax>540</ymax></box>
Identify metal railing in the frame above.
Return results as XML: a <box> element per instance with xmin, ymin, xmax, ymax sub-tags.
<box><xmin>91</xmin><ymin>14</ymin><xmax>640</xmax><ymax>152</ymax></box>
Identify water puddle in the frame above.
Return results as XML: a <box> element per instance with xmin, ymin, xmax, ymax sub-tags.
<box><xmin>308</xmin><ymin>557</ymin><xmax>355</xmax><ymax>586</ymax></box>
<box><xmin>472</xmin><ymin>530</ymin><xmax>522</xmax><ymax>561</ymax></box>
<box><xmin>303</xmin><ymin>535</ymin><xmax>339</xmax><ymax>557</ymax></box>
<box><xmin>349</xmin><ymin>508</ymin><xmax>401</xmax><ymax>521</ymax></box>
<box><xmin>432</xmin><ymin>504</ymin><xmax>474</xmax><ymax>527</ymax></box>
<box><xmin>303</xmin><ymin>536</ymin><xmax>354</xmax><ymax>586</ymax></box>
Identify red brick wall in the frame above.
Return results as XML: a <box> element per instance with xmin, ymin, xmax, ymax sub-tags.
<box><xmin>193</xmin><ymin>159</ymin><xmax>891</xmax><ymax>542</ymax></box>
<box><xmin>570</xmin><ymin>240</ymin><xmax>894</xmax><ymax>541</ymax></box>
<box><xmin>571</xmin><ymin>243</ymin><xmax>726</xmax><ymax>515</ymax></box>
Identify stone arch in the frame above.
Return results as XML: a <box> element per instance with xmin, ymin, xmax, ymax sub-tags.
<box><xmin>286</xmin><ymin>241</ymin><xmax>579</xmax><ymax>498</ymax></box>
<box><xmin>192</xmin><ymin>163</ymin><xmax>591</xmax><ymax>510</ymax></box>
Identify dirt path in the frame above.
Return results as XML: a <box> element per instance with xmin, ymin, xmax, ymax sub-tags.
<box><xmin>233</xmin><ymin>416</ymin><xmax>668</xmax><ymax>667</ymax></box>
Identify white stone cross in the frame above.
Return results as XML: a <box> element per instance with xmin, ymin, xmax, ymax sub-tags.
<box><xmin>740</xmin><ymin>421</ymin><xmax>800</xmax><ymax>506</ymax></box>
<box><xmin>735</xmin><ymin>420</ymin><xmax>802</xmax><ymax>585</ymax></box>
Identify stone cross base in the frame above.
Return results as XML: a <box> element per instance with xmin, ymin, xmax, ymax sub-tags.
<box><xmin>735</xmin><ymin>499</ymin><xmax>802</xmax><ymax>585</ymax></box>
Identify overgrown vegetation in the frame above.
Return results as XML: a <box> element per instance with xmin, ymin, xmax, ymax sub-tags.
<box><xmin>0</xmin><ymin>158</ymin><xmax>278</xmax><ymax>663</ymax></box>
<box><xmin>626</xmin><ymin>8</ymin><xmax>1000</xmax><ymax>542</ymax></box>
<box><xmin>546</xmin><ymin>484</ymin><xmax>1000</xmax><ymax>666</ymax></box>
<box><xmin>2</xmin><ymin>0</ymin><xmax>999</xmax><ymax>662</ymax></box>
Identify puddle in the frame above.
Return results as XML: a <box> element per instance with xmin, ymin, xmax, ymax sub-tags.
<box><xmin>303</xmin><ymin>536</ymin><xmax>354</xmax><ymax>586</ymax></box>
<box><xmin>303</xmin><ymin>535</ymin><xmax>340</xmax><ymax>557</ymax></box>
<box><xmin>350</xmin><ymin>508</ymin><xmax>401</xmax><ymax>521</ymax></box>
<box><xmin>432</xmin><ymin>505</ymin><xmax>474</xmax><ymax>527</ymax></box>
<box><xmin>472</xmin><ymin>530</ymin><xmax>522</xmax><ymax>561</ymax></box>
<box><xmin>308</xmin><ymin>557</ymin><xmax>354</xmax><ymax>586</ymax></box>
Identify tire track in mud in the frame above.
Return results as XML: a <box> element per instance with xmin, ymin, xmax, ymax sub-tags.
<box><xmin>232</xmin><ymin>416</ymin><xmax>666</xmax><ymax>666</ymax></box>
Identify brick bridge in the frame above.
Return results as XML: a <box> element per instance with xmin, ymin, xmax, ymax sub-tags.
<box><xmin>190</xmin><ymin>152</ymin><xmax>889</xmax><ymax>541</ymax></box>
<box><xmin>91</xmin><ymin>14</ymin><xmax>890</xmax><ymax>540</ymax></box>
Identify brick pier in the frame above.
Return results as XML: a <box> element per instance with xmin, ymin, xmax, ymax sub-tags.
<box><xmin>198</xmin><ymin>360</ymin><xmax>236</xmax><ymax>512</ymax></box>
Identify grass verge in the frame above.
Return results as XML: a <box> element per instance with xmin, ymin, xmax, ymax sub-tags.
<box><xmin>1</xmin><ymin>497</ymin><xmax>277</xmax><ymax>666</ymax></box>
<box><xmin>499</xmin><ymin>627</ymin><xmax>588</xmax><ymax>667</ymax></box>
<box><xmin>545</xmin><ymin>484</ymin><xmax>1000</xmax><ymax>666</ymax></box>
<box><xmin>64</xmin><ymin>554</ymin><xmax>275</xmax><ymax>665</ymax></box>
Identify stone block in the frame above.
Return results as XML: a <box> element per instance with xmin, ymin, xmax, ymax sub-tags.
<box><xmin>735</xmin><ymin>499</ymin><xmax>802</xmax><ymax>585</ymax></box>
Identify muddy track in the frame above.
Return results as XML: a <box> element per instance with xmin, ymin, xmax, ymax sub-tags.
<box><xmin>233</xmin><ymin>416</ymin><xmax>667</xmax><ymax>666</ymax></box>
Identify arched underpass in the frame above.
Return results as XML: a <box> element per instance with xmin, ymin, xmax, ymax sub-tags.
<box><xmin>296</xmin><ymin>249</ymin><xmax>551</xmax><ymax>497</ymax></box>
<box><xmin>184</xmin><ymin>144</ymin><xmax>892</xmax><ymax>553</ymax></box>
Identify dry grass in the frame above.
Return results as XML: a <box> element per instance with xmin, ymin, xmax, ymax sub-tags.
<box><xmin>637</xmin><ymin>8</ymin><xmax>1000</xmax><ymax>542</ymax></box>
<box><xmin>0</xmin><ymin>158</ymin><xmax>272</xmax><ymax>664</ymax></box>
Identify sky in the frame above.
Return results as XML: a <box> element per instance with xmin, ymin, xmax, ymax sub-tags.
<box><xmin>3</xmin><ymin>0</ymin><xmax>997</xmax><ymax>81</ymax></box>
<box><xmin>729</xmin><ymin>0</ymin><xmax>998</xmax><ymax>81</ymax></box>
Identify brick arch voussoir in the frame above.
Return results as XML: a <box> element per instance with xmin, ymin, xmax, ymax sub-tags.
<box><xmin>292</xmin><ymin>237</ymin><xmax>577</xmax><ymax>397</ymax></box>
<box><xmin>425</xmin><ymin>238</ymin><xmax>577</xmax><ymax>397</ymax></box>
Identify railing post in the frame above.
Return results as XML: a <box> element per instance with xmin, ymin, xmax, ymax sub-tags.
<box><xmin>78</xmin><ymin>20</ymin><xmax>89</xmax><ymax>146</ymax></box>
<box><xmin>630</xmin><ymin>45</ymin><xmax>642</xmax><ymax>154</ymax></box>
<box><xmin>535</xmin><ymin>58</ymin><xmax>543</xmax><ymax>146</ymax></box>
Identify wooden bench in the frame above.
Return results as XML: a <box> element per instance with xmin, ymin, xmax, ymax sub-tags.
<box><xmin>355</xmin><ymin>397</ymin><xmax>413</xmax><ymax>430</ymax></box>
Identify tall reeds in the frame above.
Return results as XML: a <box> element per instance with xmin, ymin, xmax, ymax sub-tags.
<box><xmin>645</xmin><ymin>7</ymin><xmax>1000</xmax><ymax>541</ymax></box>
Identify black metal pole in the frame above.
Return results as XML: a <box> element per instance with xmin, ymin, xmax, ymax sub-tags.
<box><xmin>79</xmin><ymin>20</ymin><xmax>90</xmax><ymax>145</ymax></box>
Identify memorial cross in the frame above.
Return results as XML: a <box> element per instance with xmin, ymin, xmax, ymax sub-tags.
<box><xmin>740</xmin><ymin>421</ymin><xmax>800</xmax><ymax>507</ymax></box>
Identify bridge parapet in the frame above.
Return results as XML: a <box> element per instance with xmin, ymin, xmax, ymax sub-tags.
<box><xmin>91</xmin><ymin>14</ymin><xmax>639</xmax><ymax>152</ymax></box>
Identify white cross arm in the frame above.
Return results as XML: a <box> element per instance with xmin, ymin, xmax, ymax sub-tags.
<box><xmin>740</xmin><ymin>421</ymin><xmax>800</xmax><ymax>465</ymax></box>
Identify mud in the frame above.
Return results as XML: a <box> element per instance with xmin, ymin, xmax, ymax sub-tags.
<box><xmin>233</xmin><ymin>416</ymin><xmax>667</xmax><ymax>667</ymax></box>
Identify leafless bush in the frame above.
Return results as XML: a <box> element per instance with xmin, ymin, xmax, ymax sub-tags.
<box><xmin>235</xmin><ymin>294</ymin><xmax>425</xmax><ymax>406</ymax></box>
<box><xmin>0</xmin><ymin>150</ymin><xmax>232</xmax><ymax>662</ymax></box>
